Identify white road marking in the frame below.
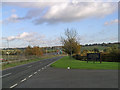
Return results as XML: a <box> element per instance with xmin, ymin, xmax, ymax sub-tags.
<box><xmin>0</xmin><ymin>73</ymin><xmax>11</xmax><ymax>78</ymax></box>
<box><xmin>28</xmin><ymin>75</ymin><xmax>33</xmax><ymax>78</ymax></box>
<box><xmin>21</xmin><ymin>78</ymin><xmax>26</xmax><ymax>82</ymax></box>
<box><xmin>46</xmin><ymin>61</ymin><xmax>56</xmax><ymax>68</ymax></box>
<box><xmin>10</xmin><ymin>83</ymin><xmax>18</xmax><ymax>88</ymax></box>
<box><xmin>28</xmin><ymin>65</ymin><xmax>32</xmax><ymax>68</ymax></box>
<box><xmin>38</xmin><ymin>69</ymin><xmax>41</xmax><ymax>71</ymax></box>
<box><xmin>47</xmin><ymin>61</ymin><xmax>56</xmax><ymax>66</ymax></box>
<box><xmin>8</xmin><ymin>59</ymin><xmax>60</xmax><ymax>88</ymax></box>
<box><xmin>34</xmin><ymin>72</ymin><xmax>37</xmax><ymax>74</ymax></box>
<box><xmin>47</xmin><ymin>65</ymin><xmax>50</xmax><ymax>66</ymax></box>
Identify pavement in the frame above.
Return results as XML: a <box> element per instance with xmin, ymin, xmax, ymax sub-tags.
<box><xmin>16</xmin><ymin>68</ymin><xmax>118</xmax><ymax>88</ymax></box>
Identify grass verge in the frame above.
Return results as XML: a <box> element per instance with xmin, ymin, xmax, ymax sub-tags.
<box><xmin>2</xmin><ymin>55</ymin><xmax>61</xmax><ymax>70</ymax></box>
<box><xmin>51</xmin><ymin>56</ymin><xmax>119</xmax><ymax>70</ymax></box>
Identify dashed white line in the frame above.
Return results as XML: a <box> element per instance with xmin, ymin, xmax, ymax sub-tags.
<box><xmin>10</xmin><ymin>83</ymin><xmax>18</xmax><ymax>88</ymax></box>
<box><xmin>47</xmin><ymin>65</ymin><xmax>50</xmax><ymax>66</ymax></box>
<box><xmin>28</xmin><ymin>65</ymin><xmax>32</xmax><ymax>68</ymax></box>
<box><xmin>21</xmin><ymin>78</ymin><xmax>26</xmax><ymax>82</ymax></box>
<box><xmin>34</xmin><ymin>72</ymin><xmax>37</xmax><ymax>74</ymax></box>
<box><xmin>0</xmin><ymin>73</ymin><xmax>11</xmax><ymax>78</ymax></box>
<box><xmin>9</xmin><ymin>59</ymin><xmax>59</xmax><ymax>88</ymax></box>
<box><xmin>48</xmin><ymin>64</ymin><xmax>50</xmax><ymax>66</ymax></box>
<box><xmin>28</xmin><ymin>75</ymin><xmax>33</xmax><ymax>78</ymax></box>
<box><xmin>38</xmin><ymin>69</ymin><xmax>41</xmax><ymax>71</ymax></box>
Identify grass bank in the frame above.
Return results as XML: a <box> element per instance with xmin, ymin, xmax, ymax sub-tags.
<box><xmin>2</xmin><ymin>55</ymin><xmax>61</xmax><ymax>70</ymax></box>
<box><xmin>51</xmin><ymin>56</ymin><xmax>119</xmax><ymax>70</ymax></box>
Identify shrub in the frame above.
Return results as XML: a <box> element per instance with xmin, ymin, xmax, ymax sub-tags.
<box><xmin>101</xmin><ymin>51</ymin><xmax>120</xmax><ymax>62</ymax></box>
<box><xmin>72</xmin><ymin>54</ymin><xmax>87</xmax><ymax>61</ymax></box>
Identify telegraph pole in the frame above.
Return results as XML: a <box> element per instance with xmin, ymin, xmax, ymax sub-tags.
<box><xmin>28</xmin><ymin>41</ymin><xmax>31</xmax><ymax>46</ymax></box>
<box><xmin>6</xmin><ymin>39</ymin><xmax>9</xmax><ymax>61</ymax></box>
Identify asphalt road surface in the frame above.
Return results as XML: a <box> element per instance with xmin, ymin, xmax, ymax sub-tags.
<box><xmin>2</xmin><ymin>56</ymin><xmax>118</xmax><ymax>88</ymax></box>
<box><xmin>15</xmin><ymin>67</ymin><xmax>118</xmax><ymax>88</ymax></box>
<box><xmin>2</xmin><ymin>56</ymin><xmax>63</xmax><ymax>88</ymax></box>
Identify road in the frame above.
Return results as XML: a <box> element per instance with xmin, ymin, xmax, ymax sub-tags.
<box><xmin>1</xmin><ymin>55</ymin><xmax>118</xmax><ymax>88</ymax></box>
<box><xmin>2</xmin><ymin>56</ymin><xmax>63</xmax><ymax>88</ymax></box>
<box><xmin>15</xmin><ymin>68</ymin><xmax>118</xmax><ymax>88</ymax></box>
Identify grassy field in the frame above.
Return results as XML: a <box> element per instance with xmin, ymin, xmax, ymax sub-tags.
<box><xmin>51</xmin><ymin>56</ymin><xmax>119</xmax><ymax>70</ymax></box>
<box><xmin>81</xmin><ymin>46</ymin><xmax>107</xmax><ymax>52</ymax></box>
<box><xmin>2</xmin><ymin>55</ymin><xmax>61</xmax><ymax>70</ymax></box>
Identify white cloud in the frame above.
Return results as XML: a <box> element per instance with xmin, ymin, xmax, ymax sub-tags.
<box><xmin>3</xmin><ymin>14</ymin><xmax>20</xmax><ymax>24</ymax></box>
<box><xmin>7</xmin><ymin>36</ymin><xmax>16</xmax><ymax>41</ymax></box>
<box><xmin>29</xmin><ymin>36</ymin><xmax>61</xmax><ymax>47</ymax></box>
<box><xmin>5</xmin><ymin>32</ymin><xmax>33</xmax><ymax>41</ymax></box>
<box><xmin>17</xmin><ymin>32</ymin><xmax>31</xmax><ymax>39</ymax></box>
<box><xmin>104</xmin><ymin>19</ymin><xmax>118</xmax><ymax>25</ymax></box>
<box><xmin>32</xmin><ymin>2</ymin><xmax>117</xmax><ymax>24</ymax></box>
<box><xmin>2</xmin><ymin>32</ymin><xmax>50</xmax><ymax>47</ymax></box>
<box><xmin>4</xmin><ymin>1</ymin><xmax>117</xmax><ymax>25</ymax></box>
<box><xmin>2</xmin><ymin>0</ymin><xmax>119</xmax><ymax>2</ymax></box>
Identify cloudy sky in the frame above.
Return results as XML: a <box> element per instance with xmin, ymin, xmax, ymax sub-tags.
<box><xmin>1</xmin><ymin>0</ymin><xmax>119</xmax><ymax>48</ymax></box>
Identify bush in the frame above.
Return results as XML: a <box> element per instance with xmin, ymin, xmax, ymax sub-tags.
<box><xmin>101</xmin><ymin>52</ymin><xmax>120</xmax><ymax>62</ymax></box>
<box><xmin>72</xmin><ymin>54</ymin><xmax>87</xmax><ymax>61</ymax></box>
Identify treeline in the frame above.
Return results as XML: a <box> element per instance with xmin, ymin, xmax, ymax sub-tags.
<box><xmin>82</xmin><ymin>42</ymin><xmax>120</xmax><ymax>47</ymax></box>
<box><xmin>101</xmin><ymin>45</ymin><xmax>120</xmax><ymax>62</ymax></box>
<box><xmin>2</xmin><ymin>46</ymin><xmax>43</xmax><ymax>56</ymax></box>
<box><xmin>2</xmin><ymin>46</ymin><xmax>62</xmax><ymax>51</ymax></box>
<box><xmin>24</xmin><ymin>46</ymin><xmax>43</xmax><ymax>56</ymax></box>
<box><xmin>2</xmin><ymin>45</ymin><xmax>61</xmax><ymax>56</ymax></box>
<box><xmin>73</xmin><ymin>45</ymin><xmax>120</xmax><ymax>62</ymax></box>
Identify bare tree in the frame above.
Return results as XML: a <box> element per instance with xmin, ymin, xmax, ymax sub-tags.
<box><xmin>61</xmin><ymin>28</ymin><xmax>81</xmax><ymax>57</ymax></box>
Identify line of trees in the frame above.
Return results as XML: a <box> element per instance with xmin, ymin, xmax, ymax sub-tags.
<box><xmin>25</xmin><ymin>46</ymin><xmax>43</xmax><ymax>56</ymax></box>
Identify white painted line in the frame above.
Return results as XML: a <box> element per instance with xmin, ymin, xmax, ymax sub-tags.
<box><xmin>21</xmin><ymin>78</ymin><xmax>26</xmax><ymax>82</ymax></box>
<box><xmin>28</xmin><ymin>65</ymin><xmax>32</xmax><ymax>68</ymax></box>
<box><xmin>10</xmin><ymin>83</ymin><xmax>18</xmax><ymax>88</ymax></box>
<box><xmin>38</xmin><ymin>69</ymin><xmax>41</xmax><ymax>71</ymax></box>
<box><xmin>48</xmin><ymin>61</ymin><xmax>56</xmax><ymax>66</ymax></box>
<box><xmin>46</xmin><ymin>61</ymin><xmax>56</xmax><ymax>68</ymax></box>
<box><xmin>0</xmin><ymin>73</ymin><xmax>11</xmax><ymax>78</ymax></box>
<box><xmin>47</xmin><ymin>65</ymin><xmax>50</xmax><ymax>66</ymax></box>
<box><xmin>28</xmin><ymin>75</ymin><xmax>33</xmax><ymax>78</ymax></box>
<box><xmin>34</xmin><ymin>72</ymin><xmax>37</xmax><ymax>74</ymax></box>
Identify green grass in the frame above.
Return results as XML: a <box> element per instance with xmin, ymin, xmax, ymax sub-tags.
<box><xmin>81</xmin><ymin>46</ymin><xmax>107</xmax><ymax>51</ymax></box>
<box><xmin>51</xmin><ymin>56</ymin><xmax>119</xmax><ymax>70</ymax></box>
<box><xmin>2</xmin><ymin>55</ymin><xmax>60</xmax><ymax>70</ymax></box>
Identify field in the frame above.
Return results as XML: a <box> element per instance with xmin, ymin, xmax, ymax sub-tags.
<box><xmin>81</xmin><ymin>43</ymin><xmax>119</xmax><ymax>52</ymax></box>
<box><xmin>51</xmin><ymin>56</ymin><xmax>119</xmax><ymax>70</ymax></box>
<box><xmin>81</xmin><ymin>46</ymin><xmax>107</xmax><ymax>52</ymax></box>
<box><xmin>2</xmin><ymin>55</ymin><xmax>61</xmax><ymax>70</ymax></box>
